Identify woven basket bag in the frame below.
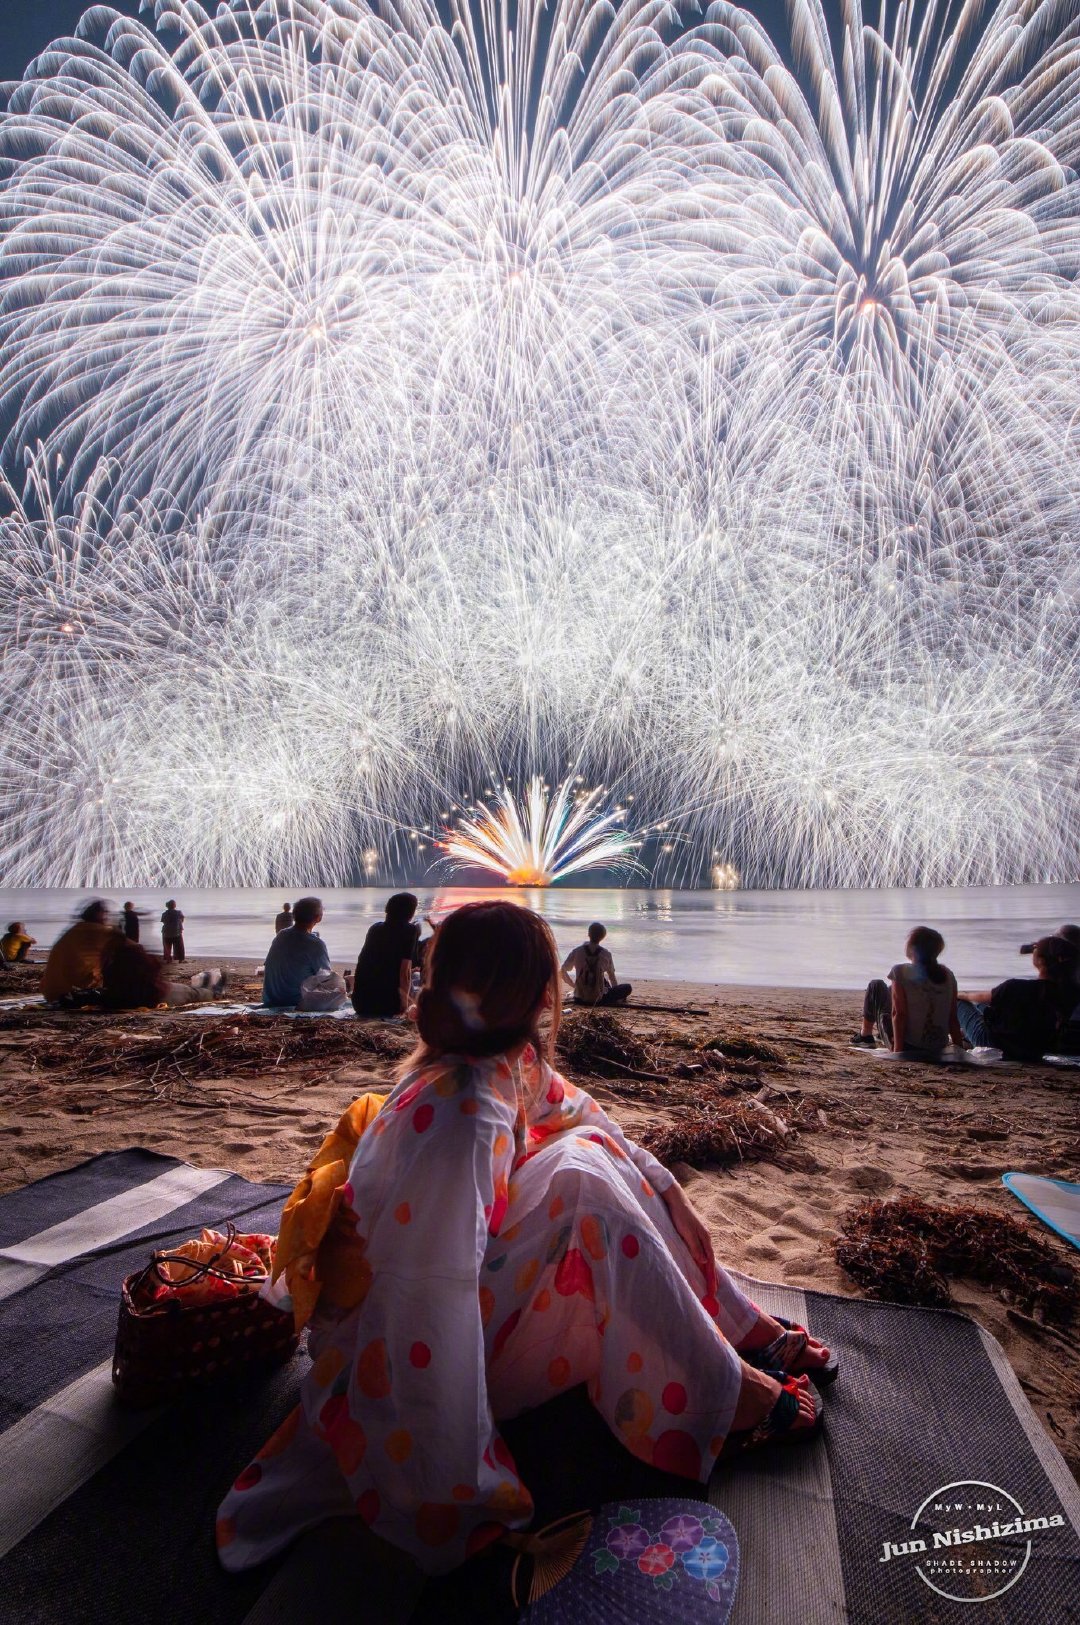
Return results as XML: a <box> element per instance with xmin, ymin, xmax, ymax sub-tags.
<box><xmin>112</xmin><ymin>1224</ymin><xmax>298</xmax><ymax>1408</ymax></box>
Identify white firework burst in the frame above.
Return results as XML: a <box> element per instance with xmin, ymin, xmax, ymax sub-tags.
<box><xmin>0</xmin><ymin>0</ymin><xmax>1077</xmax><ymax>888</ymax></box>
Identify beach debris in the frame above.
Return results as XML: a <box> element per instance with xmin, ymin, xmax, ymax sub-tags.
<box><xmin>639</xmin><ymin>1097</ymin><xmax>797</xmax><ymax>1170</ymax></box>
<box><xmin>7</xmin><ymin>1014</ymin><xmax>412</xmax><ymax>1103</ymax></box>
<box><xmin>696</xmin><ymin>1028</ymin><xmax>787</xmax><ymax>1066</ymax></box>
<box><xmin>557</xmin><ymin>1013</ymin><xmax>655</xmax><ymax>1076</ymax></box>
<box><xmin>836</xmin><ymin>1197</ymin><xmax>1077</xmax><ymax>1327</ymax></box>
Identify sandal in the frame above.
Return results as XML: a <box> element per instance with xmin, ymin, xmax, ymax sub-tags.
<box><xmin>742</xmin><ymin>1317</ymin><xmax>839</xmax><ymax>1387</ymax></box>
<box><xmin>720</xmin><ymin>1372</ymin><xmax>823</xmax><ymax>1458</ymax></box>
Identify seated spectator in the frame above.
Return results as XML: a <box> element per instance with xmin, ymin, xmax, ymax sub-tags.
<box><xmin>1</xmin><ymin>922</ymin><xmax>36</xmax><ymax>964</ymax></box>
<box><xmin>352</xmin><ymin>893</ymin><xmax>421</xmax><ymax>1017</ymax></box>
<box><xmin>957</xmin><ymin>936</ymin><xmax>1080</xmax><ymax>1060</ymax></box>
<box><xmin>853</xmin><ymin>926</ymin><xmax>963</xmax><ymax>1056</ymax></box>
<box><xmin>264</xmin><ymin>897</ymin><xmax>351</xmax><ymax>1009</ymax></box>
<box><xmin>1020</xmin><ymin>924</ymin><xmax>1080</xmax><ymax>988</ymax></box>
<box><xmin>42</xmin><ymin>901</ymin><xmax>114</xmax><ymax>1002</ymax></box>
<box><xmin>98</xmin><ymin>936</ymin><xmax>224</xmax><ymax>1010</ymax></box>
<box><xmin>101</xmin><ymin>935</ymin><xmax>169</xmax><ymax>1009</ymax></box>
<box><xmin>275</xmin><ymin>902</ymin><xmax>293</xmax><ymax>935</ymax></box>
<box><xmin>560</xmin><ymin>922</ymin><xmax>632</xmax><ymax>1006</ymax></box>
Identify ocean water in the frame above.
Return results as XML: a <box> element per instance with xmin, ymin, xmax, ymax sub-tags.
<box><xmin>3</xmin><ymin>883</ymin><xmax>1079</xmax><ymax>991</ymax></box>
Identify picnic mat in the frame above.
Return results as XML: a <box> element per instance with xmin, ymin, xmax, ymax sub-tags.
<box><xmin>1004</xmin><ymin>1172</ymin><xmax>1080</xmax><ymax>1253</ymax></box>
<box><xmin>1</xmin><ymin>1152</ymin><xmax>1078</xmax><ymax>1625</ymax></box>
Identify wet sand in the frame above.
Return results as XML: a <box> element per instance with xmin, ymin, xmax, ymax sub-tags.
<box><xmin>1</xmin><ymin>955</ymin><xmax>1077</xmax><ymax>1478</ymax></box>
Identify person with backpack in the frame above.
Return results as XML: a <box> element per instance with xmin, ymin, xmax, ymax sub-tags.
<box><xmin>561</xmin><ymin>921</ymin><xmax>632</xmax><ymax>1006</ymax></box>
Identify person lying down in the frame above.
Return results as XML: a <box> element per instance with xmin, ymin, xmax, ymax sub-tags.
<box><xmin>218</xmin><ymin>901</ymin><xmax>837</xmax><ymax>1577</ymax></box>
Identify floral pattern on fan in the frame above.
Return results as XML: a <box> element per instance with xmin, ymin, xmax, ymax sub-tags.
<box><xmin>593</xmin><ymin>1501</ymin><xmax>736</xmax><ymax>1605</ymax></box>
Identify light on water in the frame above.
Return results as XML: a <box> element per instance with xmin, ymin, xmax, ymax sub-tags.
<box><xmin>4</xmin><ymin>884</ymin><xmax>1078</xmax><ymax>991</ymax></box>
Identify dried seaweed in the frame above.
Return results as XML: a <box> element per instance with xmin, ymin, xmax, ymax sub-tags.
<box><xmin>556</xmin><ymin>1013</ymin><xmax>652</xmax><ymax>1074</ymax></box>
<box><xmin>639</xmin><ymin>1097</ymin><xmax>795</xmax><ymax>1169</ymax></box>
<box><xmin>696</xmin><ymin>1028</ymin><xmax>787</xmax><ymax>1066</ymax></box>
<box><xmin>835</xmin><ymin>1196</ymin><xmax>1077</xmax><ymax>1327</ymax></box>
<box><xmin>14</xmin><ymin>1013</ymin><xmax>411</xmax><ymax>1095</ymax></box>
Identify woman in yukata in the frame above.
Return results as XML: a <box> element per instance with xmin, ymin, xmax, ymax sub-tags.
<box><xmin>218</xmin><ymin>902</ymin><xmax>834</xmax><ymax>1577</ymax></box>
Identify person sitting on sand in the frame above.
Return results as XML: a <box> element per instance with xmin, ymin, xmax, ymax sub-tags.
<box><xmin>1020</xmin><ymin>924</ymin><xmax>1080</xmax><ymax>986</ymax></box>
<box><xmin>351</xmin><ymin>892</ymin><xmax>421</xmax><ymax>1018</ymax></box>
<box><xmin>41</xmin><ymin>901</ymin><xmax>114</xmax><ymax>1002</ymax></box>
<box><xmin>853</xmin><ymin>926</ymin><xmax>964</xmax><ymax>1056</ymax></box>
<box><xmin>560</xmin><ymin>921</ymin><xmax>632</xmax><ymax>1006</ymax></box>
<box><xmin>1</xmin><ymin>922</ymin><xmax>36</xmax><ymax>964</ymax></box>
<box><xmin>263</xmin><ymin>896</ymin><xmax>352</xmax><ymax>1010</ymax></box>
<box><xmin>957</xmin><ymin>936</ymin><xmax>1080</xmax><ymax>1061</ymax></box>
<box><xmin>218</xmin><ymin>901</ymin><xmax>833</xmax><ymax>1578</ymax></box>
<box><xmin>275</xmin><ymin>902</ymin><xmax>293</xmax><ymax>935</ymax></box>
<box><xmin>100</xmin><ymin>935</ymin><xmax>220</xmax><ymax>1010</ymax></box>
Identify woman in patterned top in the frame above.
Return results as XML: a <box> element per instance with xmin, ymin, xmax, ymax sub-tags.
<box><xmin>218</xmin><ymin>902</ymin><xmax>830</xmax><ymax>1576</ymax></box>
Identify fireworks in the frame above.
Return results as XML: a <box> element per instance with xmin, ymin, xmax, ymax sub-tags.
<box><xmin>437</xmin><ymin>778</ymin><xmax>641</xmax><ymax>887</ymax></box>
<box><xmin>0</xmin><ymin>0</ymin><xmax>1078</xmax><ymax>888</ymax></box>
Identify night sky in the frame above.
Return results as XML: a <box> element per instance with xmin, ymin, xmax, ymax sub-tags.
<box><xmin>1</xmin><ymin>1</ymin><xmax>794</xmax><ymax>85</ymax></box>
<box><xmin>0</xmin><ymin>3</ymin><xmax>145</xmax><ymax>81</ymax></box>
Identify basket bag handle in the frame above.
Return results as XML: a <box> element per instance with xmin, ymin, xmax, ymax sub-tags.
<box><xmin>133</xmin><ymin>1222</ymin><xmax>269</xmax><ymax>1297</ymax></box>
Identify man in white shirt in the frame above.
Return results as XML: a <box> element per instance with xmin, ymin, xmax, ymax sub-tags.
<box><xmin>560</xmin><ymin>922</ymin><xmax>632</xmax><ymax>1006</ymax></box>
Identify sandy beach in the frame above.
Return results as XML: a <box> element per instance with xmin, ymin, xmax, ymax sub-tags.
<box><xmin>1</xmin><ymin>954</ymin><xmax>1077</xmax><ymax>1481</ymax></box>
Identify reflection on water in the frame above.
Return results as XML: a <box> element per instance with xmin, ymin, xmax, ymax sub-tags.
<box><xmin>4</xmin><ymin>883</ymin><xmax>1079</xmax><ymax>990</ymax></box>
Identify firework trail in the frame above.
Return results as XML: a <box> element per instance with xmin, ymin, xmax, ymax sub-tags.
<box><xmin>0</xmin><ymin>0</ymin><xmax>1077</xmax><ymax>887</ymax></box>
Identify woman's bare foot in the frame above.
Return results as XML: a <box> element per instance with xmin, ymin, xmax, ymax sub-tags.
<box><xmin>739</xmin><ymin>1311</ymin><xmax>832</xmax><ymax>1371</ymax></box>
<box><xmin>730</xmin><ymin>1362</ymin><xmax>818</xmax><ymax>1434</ymax></box>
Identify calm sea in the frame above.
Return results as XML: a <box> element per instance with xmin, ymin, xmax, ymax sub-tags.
<box><xmin>3</xmin><ymin>884</ymin><xmax>1079</xmax><ymax>991</ymax></box>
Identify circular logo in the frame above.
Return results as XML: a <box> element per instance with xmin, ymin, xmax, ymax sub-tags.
<box><xmin>910</xmin><ymin>1481</ymin><xmax>1030</xmax><ymax>1603</ymax></box>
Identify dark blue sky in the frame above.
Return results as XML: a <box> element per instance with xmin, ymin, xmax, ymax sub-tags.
<box><xmin>1</xmin><ymin>2</ymin><xmax>144</xmax><ymax>80</ymax></box>
<box><xmin>2</xmin><ymin>2</ymin><xmax>793</xmax><ymax>84</ymax></box>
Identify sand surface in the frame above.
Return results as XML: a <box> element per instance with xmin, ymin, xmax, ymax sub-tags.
<box><xmin>1</xmin><ymin>955</ymin><xmax>1077</xmax><ymax>1479</ymax></box>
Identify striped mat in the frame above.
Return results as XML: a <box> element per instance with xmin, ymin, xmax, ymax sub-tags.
<box><xmin>0</xmin><ymin>1151</ymin><xmax>1078</xmax><ymax>1624</ymax></box>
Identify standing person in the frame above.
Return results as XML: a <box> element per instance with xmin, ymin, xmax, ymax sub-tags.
<box><xmin>351</xmin><ymin>893</ymin><xmax>421</xmax><ymax>1017</ymax></box>
<box><xmin>263</xmin><ymin>896</ymin><xmax>351</xmax><ymax>1009</ymax></box>
<box><xmin>41</xmin><ymin>901</ymin><xmax>114</xmax><ymax>1001</ymax></box>
<box><xmin>853</xmin><ymin>926</ymin><xmax>964</xmax><ymax>1056</ymax></box>
<box><xmin>218</xmin><ymin>902</ymin><xmax>827</xmax><ymax>1579</ymax></box>
<box><xmin>560</xmin><ymin>921</ymin><xmax>632</xmax><ymax>1006</ymax></box>
<box><xmin>1</xmin><ymin>922</ymin><xmax>36</xmax><ymax>963</ymax></box>
<box><xmin>957</xmin><ymin>936</ymin><xmax>1080</xmax><ymax>1060</ymax></box>
<box><xmin>121</xmin><ymin>902</ymin><xmax>140</xmax><ymax>943</ymax></box>
<box><xmin>161</xmin><ymin>900</ymin><xmax>185</xmax><ymax>963</ymax></box>
<box><xmin>275</xmin><ymin>902</ymin><xmax>293</xmax><ymax>935</ymax></box>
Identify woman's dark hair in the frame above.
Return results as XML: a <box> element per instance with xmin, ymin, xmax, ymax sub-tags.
<box><xmin>402</xmin><ymin>901</ymin><xmax>561</xmax><ymax>1075</ymax></box>
<box><xmin>1032</xmin><ymin>935</ymin><xmax>1079</xmax><ymax>983</ymax></box>
<box><xmin>906</xmin><ymin>925</ymin><xmax>946</xmax><ymax>984</ymax></box>
<box><xmin>80</xmin><ymin>900</ymin><xmax>109</xmax><ymax>924</ymax></box>
<box><xmin>385</xmin><ymin>892</ymin><xmax>418</xmax><ymax>925</ymax></box>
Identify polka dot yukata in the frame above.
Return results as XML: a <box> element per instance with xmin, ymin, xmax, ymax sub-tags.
<box><xmin>217</xmin><ymin>1046</ymin><xmax>759</xmax><ymax>1576</ymax></box>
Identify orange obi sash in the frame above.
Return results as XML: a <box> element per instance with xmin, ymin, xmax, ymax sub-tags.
<box><xmin>273</xmin><ymin>1091</ymin><xmax>388</xmax><ymax>1331</ymax></box>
